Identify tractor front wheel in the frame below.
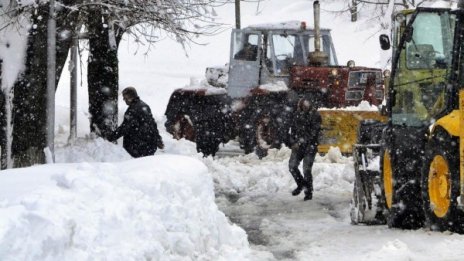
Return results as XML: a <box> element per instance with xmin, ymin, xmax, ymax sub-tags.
<box><xmin>421</xmin><ymin>129</ymin><xmax>463</xmax><ymax>232</ymax></box>
<box><xmin>381</xmin><ymin>148</ymin><xmax>424</xmax><ymax>229</ymax></box>
<box><xmin>255</xmin><ymin>115</ymin><xmax>278</xmax><ymax>159</ymax></box>
<box><xmin>172</xmin><ymin>114</ymin><xmax>196</xmax><ymax>141</ymax></box>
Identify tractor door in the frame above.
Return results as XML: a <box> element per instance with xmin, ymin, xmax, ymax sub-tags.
<box><xmin>228</xmin><ymin>30</ymin><xmax>262</xmax><ymax>98</ymax></box>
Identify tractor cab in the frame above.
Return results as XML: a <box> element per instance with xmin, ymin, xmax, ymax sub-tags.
<box><xmin>382</xmin><ymin>8</ymin><xmax>456</xmax><ymax>126</ymax></box>
<box><xmin>227</xmin><ymin>22</ymin><xmax>338</xmax><ymax>98</ymax></box>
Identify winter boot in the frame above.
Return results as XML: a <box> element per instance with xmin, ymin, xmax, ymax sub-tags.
<box><xmin>303</xmin><ymin>177</ymin><xmax>313</xmax><ymax>201</ymax></box>
<box><xmin>303</xmin><ymin>189</ymin><xmax>313</xmax><ymax>201</ymax></box>
<box><xmin>290</xmin><ymin>169</ymin><xmax>304</xmax><ymax>196</ymax></box>
<box><xmin>292</xmin><ymin>185</ymin><xmax>304</xmax><ymax>196</ymax></box>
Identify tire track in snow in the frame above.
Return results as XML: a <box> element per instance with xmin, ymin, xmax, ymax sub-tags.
<box><xmin>202</xmin><ymin>148</ymin><xmax>353</xmax><ymax>260</ymax></box>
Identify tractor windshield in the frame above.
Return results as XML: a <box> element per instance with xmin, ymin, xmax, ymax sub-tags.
<box><xmin>267</xmin><ymin>32</ymin><xmax>337</xmax><ymax>76</ymax></box>
<box><xmin>391</xmin><ymin>10</ymin><xmax>455</xmax><ymax>127</ymax></box>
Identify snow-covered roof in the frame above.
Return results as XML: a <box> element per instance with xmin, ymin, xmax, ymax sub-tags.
<box><xmin>245</xmin><ymin>20</ymin><xmax>331</xmax><ymax>33</ymax></box>
<box><xmin>419</xmin><ymin>1</ymin><xmax>454</xmax><ymax>9</ymax></box>
<box><xmin>180</xmin><ymin>77</ymin><xmax>227</xmax><ymax>95</ymax></box>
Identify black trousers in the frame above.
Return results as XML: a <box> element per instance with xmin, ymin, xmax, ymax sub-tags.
<box><xmin>288</xmin><ymin>144</ymin><xmax>317</xmax><ymax>191</ymax></box>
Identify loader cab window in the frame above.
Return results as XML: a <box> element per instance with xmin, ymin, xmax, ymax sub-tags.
<box><xmin>405</xmin><ymin>12</ymin><xmax>454</xmax><ymax>69</ymax></box>
<box><xmin>391</xmin><ymin>10</ymin><xmax>455</xmax><ymax>127</ymax></box>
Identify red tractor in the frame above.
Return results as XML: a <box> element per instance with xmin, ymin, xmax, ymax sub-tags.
<box><xmin>165</xmin><ymin>1</ymin><xmax>385</xmax><ymax>157</ymax></box>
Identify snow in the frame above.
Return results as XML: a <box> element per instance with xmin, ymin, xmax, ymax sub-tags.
<box><xmin>0</xmin><ymin>3</ymin><xmax>30</xmax><ymax>91</ymax></box>
<box><xmin>180</xmin><ymin>77</ymin><xmax>227</xmax><ymax>95</ymax></box>
<box><xmin>3</xmin><ymin>0</ymin><xmax>464</xmax><ymax>260</ymax></box>
<box><xmin>0</xmin><ymin>155</ymin><xmax>249</xmax><ymax>260</ymax></box>
<box><xmin>246</xmin><ymin>20</ymin><xmax>329</xmax><ymax>31</ymax></box>
<box><xmin>258</xmin><ymin>81</ymin><xmax>288</xmax><ymax>92</ymax></box>
<box><xmin>320</xmin><ymin>100</ymin><xmax>380</xmax><ymax>111</ymax></box>
<box><xmin>425</xmin><ymin>1</ymin><xmax>454</xmax><ymax>8</ymax></box>
<box><xmin>0</xmin><ymin>3</ymin><xmax>31</xmax><ymax>168</ymax></box>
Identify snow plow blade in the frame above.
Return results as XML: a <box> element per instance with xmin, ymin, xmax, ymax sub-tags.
<box><xmin>317</xmin><ymin>110</ymin><xmax>387</xmax><ymax>154</ymax></box>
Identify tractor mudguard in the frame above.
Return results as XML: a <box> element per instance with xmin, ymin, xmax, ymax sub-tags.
<box><xmin>432</xmin><ymin>110</ymin><xmax>459</xmax><ymax>138</ymax></box>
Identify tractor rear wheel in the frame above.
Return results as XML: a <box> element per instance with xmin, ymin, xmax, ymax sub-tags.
<box><xmin>172</xmin><ymin>114</ymin><xmax>196</xmax><ymax>141</ymax></box>
<box><xmin>421</xmin><ymin>129</ymin><xmax>463</xmax><ymax>232</ymax></box>
<box><xmin>255</xmin><ymin>116</ymin><xmax>274</xmax><ymax>159</ymax></box>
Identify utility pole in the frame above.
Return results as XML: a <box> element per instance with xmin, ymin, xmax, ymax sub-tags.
<box><xmin>235</xmin><ymin>0</ymin><xmax>241</xmax><ymax>29</ymax></box>
<box><xmin>69</xmin><ymin>34</ymin><xmax>78</xmax><ymax>143</ymax></box>
<box><xmin>351</xmin><ymin>0</ymin><xmax>357</xmax><ymax>22</ymax></box>
<box><xmin>46</xmin><ymin>0</ymin><xmax>56</xmax><ymax>162</ymax></box>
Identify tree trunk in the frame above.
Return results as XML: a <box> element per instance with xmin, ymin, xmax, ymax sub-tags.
<box><xmin>87</xmin><ymin>7</ymin><xmax>124</xmax><ymax>137</ymax></box>
<box><xmin>0</xmin><ymin>89</ymin><xmax>6</xmax><ymax>169</ymax></box>
<box><xmin>11</xmin><ymin>2</ymin><xmax>79</xmax><ymax>167</ymax></box>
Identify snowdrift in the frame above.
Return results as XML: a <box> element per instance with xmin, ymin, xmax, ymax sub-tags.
<box><xmin>0</xmin><ymin>155</ymin><xmax>250</xmax><ymax>260</ymax></box>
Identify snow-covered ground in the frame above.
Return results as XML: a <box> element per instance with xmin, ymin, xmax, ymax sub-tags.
<box><xmin>0</xmin><ymin>154</ymin><xmax>249</xmax><ymax>260</ymax></box>
<box><xmin>2</xmin><ymin>0</ymin><xmax>464</xmax><ymax>260</ymax></box>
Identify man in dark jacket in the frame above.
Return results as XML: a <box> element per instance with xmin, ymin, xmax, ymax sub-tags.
<box><xmin>288</xmin><ymin>97</ymin><xmax>321</xmax><ymax>201</ymax></box>
<box><xmin>107</xmin><ymin>87</ymin><xmax>164</xmax><ymax>158</ymax></box>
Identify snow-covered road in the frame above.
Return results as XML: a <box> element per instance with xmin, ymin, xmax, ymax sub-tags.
<box><xmin>206</xmin><ymin>146</ymin><xmax>464</xmax><ymax>261</ymax></box>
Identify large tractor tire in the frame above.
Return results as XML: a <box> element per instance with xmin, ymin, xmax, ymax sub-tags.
<box><xmin>172</xmin><ymin>114</ymin><xmax>196</xmax><ymax>141</ymax></box>
<box><xmin>381</xmin><ymin>147</ymin><xmax>424</xmax><ymax>229</ymax></box>
<box><xmin>421</xmin><ymin>128</ymin><xmax>464</xmax><ymax>232</ymax></box>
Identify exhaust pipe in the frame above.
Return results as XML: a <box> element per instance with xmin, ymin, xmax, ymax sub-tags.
<box><xmin>308</xmin><ymin>1</ymin><xmax>328</xmax><ymax>66</ymax></box>
<box><xmin>314</xmin><ymin>1</ymin><xmax>321</xmax><ymax>52</ymax></box>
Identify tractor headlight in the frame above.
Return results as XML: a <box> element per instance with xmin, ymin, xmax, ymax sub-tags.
<box><xmin>347</xmin><ymin>60</ymin><xmax>355</xmax><ymax>68</ymax></box>
<box><xmin>331</xmin><ymin>68</ymin><xmax>338</xmax><ymax>76</ymax></box>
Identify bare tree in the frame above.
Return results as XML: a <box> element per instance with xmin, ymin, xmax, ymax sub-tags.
<box><xmin>0</xmin><ymin>0</ymin><xmax>238</xmax><ymax>168</ymax></box>
<box><xmin>350</xmin><ymin>0</ymin><xmax>416</xmax><ymax>23</ymax></box>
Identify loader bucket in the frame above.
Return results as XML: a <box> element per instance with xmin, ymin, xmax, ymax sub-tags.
<box><xmin>318</xmin><ymin>110</ymin><xmax>387</xmax><ymax>154</ymax></box>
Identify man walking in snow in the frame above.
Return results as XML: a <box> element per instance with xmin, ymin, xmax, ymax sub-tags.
<box><xmin>287</xmin><ymin>97</ymin><xmax>321</xmax><ymax>201</ymax></box>
<box><xmin>106</xmin><ymin>87</ymin><xmax>164</xmax><ymax>158</ymax></box>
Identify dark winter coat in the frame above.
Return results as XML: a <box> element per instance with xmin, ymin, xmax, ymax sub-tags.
<box><xmin>108</xmin><ymin>98</ymin><xmax>163</xmax><ymax>158</ymax></box>
<box><xmin>288</xmin><ymin>108</ymin><xmax>321</xmax><ymax>152</ymax></box>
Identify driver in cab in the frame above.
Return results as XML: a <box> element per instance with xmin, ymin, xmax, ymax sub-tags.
<box><xmin>234</xmin><ymin>42</ymin><xmax>258</xmax><ymax>61</ymax></box>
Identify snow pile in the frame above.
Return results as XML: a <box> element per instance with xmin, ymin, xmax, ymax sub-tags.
<box><xmin>205</xmin><ymin>65</ymin><xmax>229</xmax><ymax>88</ymax></box>
<box><xmin>180</xmin><ymin>77</ymin><xmax>227</xmax><ymax>96</ymax></box>
<box><xmin>317</xmin><ymin>146</ymin><xmax>351</xmax><ymax>164</ymax></box>
<box><xmin>205</xmin><ymin>146</ymin><xmax>354</xmax><ymax>202</ymax></box>
<box><xmin>247</xmin><ymin>20</ymin><xmax>326</xmax><ymax>31</ymax></box>
<box><xmin>55</xmin><ymin>137</ymin><xmax>131</xmax><ymax>163</ymax></box>
<box><xmin>0</xmin><ymin>155</ymin><xmax>250</xmax><ymax>260</ymax></box>
<box><xmin>320</xmin><ymin>100</ymin><xmax>379</xmax><ymax>111</ymax></box>
<box><xmin>258</xmin><ymin>81</ymin><xmax>288</xmax><ymax>92</ymax></box>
